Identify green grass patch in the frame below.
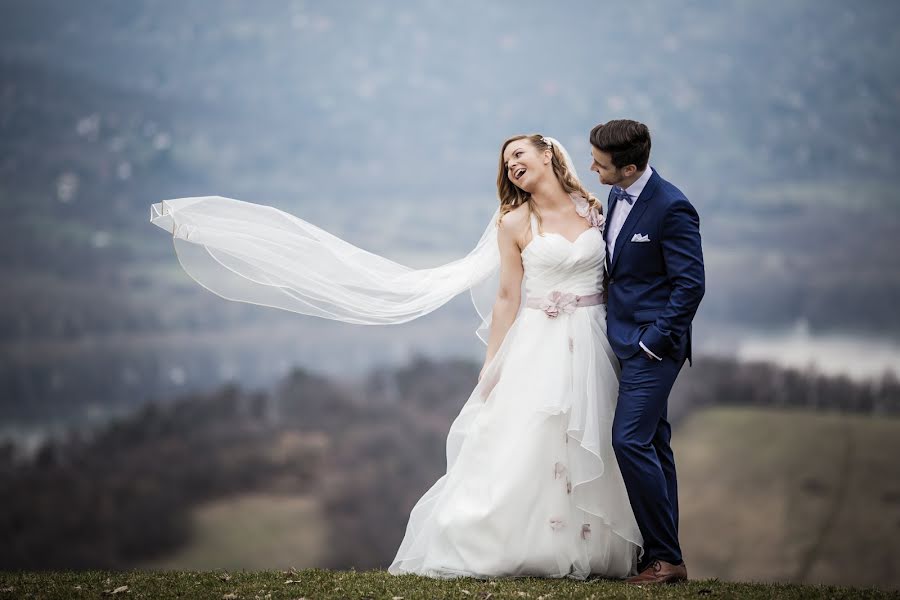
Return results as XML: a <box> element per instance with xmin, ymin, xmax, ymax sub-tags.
<box><xmin>0</xmin><ymin>568</ymin><xmax>894</xmax><ymax>599</ymax></box>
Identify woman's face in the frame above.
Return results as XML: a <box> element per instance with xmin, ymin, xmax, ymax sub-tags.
<box><xmin>503</xmin><ymin>139</ymin><xmax>549</xmax><ymax>193</ymax></box>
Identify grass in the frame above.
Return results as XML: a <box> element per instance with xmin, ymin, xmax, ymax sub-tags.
<box><xmin>0</xmin><ymin>568</ymin><xmax>896</xmax><ymax>600</ymax></box>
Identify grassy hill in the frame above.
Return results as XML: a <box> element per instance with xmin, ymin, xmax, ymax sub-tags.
<box><xmin>137</xmin><ymin>492</ymin><xmax>328</xmax><ymax>571</ymax></box>
<box><xmin>3</xmin><ymin>356</ymin><xmax>899</xmax><ymax>589</ymax></box>
<box><xmin>119</xmin><ymin>405</ymin><xmax>900</xmax><ymax>591</ymax></box>
<box><xmin>675</xmin><ymin>406</ymin><xmax>900</xmax><ymax>590</ymax></box>
<box><xmin>0</xmin><ymin>568</ymin><xmax>894</xmax><ymax>600</ymax></box>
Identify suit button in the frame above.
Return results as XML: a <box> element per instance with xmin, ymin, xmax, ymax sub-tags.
<box><xmin>608</xmin><ymin>278</ymin><xmax>615</xmax><ymax>285</ymax></box>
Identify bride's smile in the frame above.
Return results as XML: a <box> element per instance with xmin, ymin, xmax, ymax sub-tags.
<box><xmin>504</xmin><ymin>140</ymin><xmax>551</xmax><ymax>192</ymax></box>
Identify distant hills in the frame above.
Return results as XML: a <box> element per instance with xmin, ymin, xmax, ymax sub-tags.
<box><xmin>1</xmin><ymin>1</ymin><xmax>899</xmax><ymax>427</ymax></box>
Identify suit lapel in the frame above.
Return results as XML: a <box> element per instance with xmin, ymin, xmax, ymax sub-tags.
<box><xmin>609</xmin><ymin>169</ymin><xmax>661</xmax><ymax>274</ymax></box>
<box><xmin>603</xmin><ymin>189</ymin><xmax>617</xmax><ymax>269</ymax></box>
<box><xmin>603</xmin><ymin>189</ymin><xmax>617</xmax><ymax>246</ymax></box>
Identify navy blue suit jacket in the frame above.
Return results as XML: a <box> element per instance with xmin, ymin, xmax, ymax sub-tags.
<box><xmin>604</xmin><ymin>169</ymin><xmax>705</xmax><ymax>364</ymax></box>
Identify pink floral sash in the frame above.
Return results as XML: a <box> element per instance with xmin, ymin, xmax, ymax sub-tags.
<box><xmin>525</xmin><ymin>290</ymin><xmax>607</xmax><ymax>318</ymax></box>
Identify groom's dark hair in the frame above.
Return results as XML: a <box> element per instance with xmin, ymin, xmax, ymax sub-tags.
<box><xmin>589</xmin><ymin>119</ymin><xmax>651</xmax><ymax>170</ymax></box>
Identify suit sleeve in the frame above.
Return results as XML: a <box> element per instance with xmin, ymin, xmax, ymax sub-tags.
<box><xmin>639</xmin><ymin>198</ymin><xmax>705</xmax><ymax>357</ymax></box>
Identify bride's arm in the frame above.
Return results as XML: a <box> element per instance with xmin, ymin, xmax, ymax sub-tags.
<box><xmin>480</xmin><ymin>213</ymin><xmax>525</xmax><ymax>380</ymax></box>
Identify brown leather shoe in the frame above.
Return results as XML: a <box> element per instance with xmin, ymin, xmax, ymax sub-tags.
<box><xmin>624</xmin><ymin>559</ymin><xmax>688</xmax><ymax>584</ymax></box>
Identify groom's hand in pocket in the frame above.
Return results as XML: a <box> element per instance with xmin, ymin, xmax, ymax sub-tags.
<box><xmin>639</xmin><ymin>340</ymin><xmax>664</xmax><ymax>361</ymax></box>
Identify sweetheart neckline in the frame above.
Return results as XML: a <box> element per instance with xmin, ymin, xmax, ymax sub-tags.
<box><xmin>521</xmin><ymin>227</ymin><xmax>599</xmax><ymax>255</ymax></box>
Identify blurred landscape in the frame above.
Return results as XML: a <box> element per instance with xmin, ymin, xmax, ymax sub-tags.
<box><xmin>1</xmin><ymin>0</ymin><xmax>899</xmax><ymax>589</ymax></box>
<box><xmin>3</xmin><ymin>356</ymin><xmax>898</xmax><ymax>589</ymax></box>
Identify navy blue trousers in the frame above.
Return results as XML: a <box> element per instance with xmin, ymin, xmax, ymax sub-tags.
<box><xmin>612</xmin><ymin>351</ymin><xmax>685</xmax><ymax>568</ymax></box>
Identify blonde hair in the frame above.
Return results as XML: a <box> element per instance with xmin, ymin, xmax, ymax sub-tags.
<box><xmin>496</xmin><ymin>134</ymin><xmax>601</xmax><ymax>233</ymax></box>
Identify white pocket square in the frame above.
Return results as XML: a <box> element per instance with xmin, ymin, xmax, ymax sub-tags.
<box><xmin>631</xmin><ymin>233</ymin><xmax>650</xmax><ymax>242</ymax></box>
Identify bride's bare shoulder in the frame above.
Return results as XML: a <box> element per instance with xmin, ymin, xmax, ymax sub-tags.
<box><xmin>498</xmin><ymin>203</ymin><xmax>530</xmax><ymax>233</ymax></box>
<box><xmin>497</xmin><ymin>204</ymin><xmax>531</xmax><ymax>252</ymax></box>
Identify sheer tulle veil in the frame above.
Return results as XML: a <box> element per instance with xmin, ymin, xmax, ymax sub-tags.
<box><xmin>150</xmin><ymin>137</ymin><xmax>580</xmax><ymax>342</ymax></box>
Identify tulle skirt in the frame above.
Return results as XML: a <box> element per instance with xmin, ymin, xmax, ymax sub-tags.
<box><xmin>388</xmin><ymin>303</ymin><xmax>643</xmax><ymax>580</ymax></box>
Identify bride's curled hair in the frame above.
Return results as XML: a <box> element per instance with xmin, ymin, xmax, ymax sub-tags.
<box><xmin>497</xmin><ymin>134</ymin><xmax>601</xmax><ymax>233</ymax></box>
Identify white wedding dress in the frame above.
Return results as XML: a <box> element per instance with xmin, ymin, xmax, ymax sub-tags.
<box><xmin>388</xmin><ymin>211</ymin><xmax>643</xmax><ymax>580</ymax></box>
<box><xmin>147</xmin><ymin>138</ymin><xmax>643</xmax><ymax>581</ymax></box>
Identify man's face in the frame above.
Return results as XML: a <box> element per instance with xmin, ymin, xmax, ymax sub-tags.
<box><xmin>590</xmin><ymin>146</ymin><xmax>625</xmax><ymax>186</ymax></box>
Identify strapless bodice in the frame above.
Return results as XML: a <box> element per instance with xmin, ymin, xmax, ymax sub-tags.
<box><xmin>522</xmin><ymin>225</ymin><xmax>606</xmax><ymax>299</ymax></box>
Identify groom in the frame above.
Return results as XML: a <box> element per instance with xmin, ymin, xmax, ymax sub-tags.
<box><xmin>589</xmin><ymin>120</ymin><xmax>705</xmax><ymax>584</ymax></box>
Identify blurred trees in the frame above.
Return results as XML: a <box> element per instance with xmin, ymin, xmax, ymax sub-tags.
<box><xmin>2</xmin><ymin>355</ymin><xmax>897</xmax><ymax>569</ymax></box>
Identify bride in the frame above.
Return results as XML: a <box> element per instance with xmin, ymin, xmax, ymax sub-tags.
<box><xmin>150</xmin><ymin>135</ymin><xmax>644</xmax><ymax>580</ymax></box>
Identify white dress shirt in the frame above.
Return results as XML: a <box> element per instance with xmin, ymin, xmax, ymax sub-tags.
<box><xmin>605</xmin><ymin>166</ymin><xmax>663</xmax><ymax>361</ymax></box>
<box><xmin>606</xmin><ymin>165</ymin><xmax>653</xmax><ymax>261</ymax></box>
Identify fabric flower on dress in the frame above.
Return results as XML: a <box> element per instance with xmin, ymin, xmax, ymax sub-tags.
<box><xmin>587</xmin><ymin>207</ymin><xmax>605</xmax><ymax>230</ymax></box>
<box><xmin>540</xmin><ymin>291</ymin><xmax>577</xmax><ymax>318</ymax></box>
<box><xmin>553</xmin><ymin>461</ymin><xmax>568</xmax><ymax>479</ymax></box>
<box><xmin>571</xmin><ymin>194</ymin><xmax>605</xmax><ymax>231</ymax></box>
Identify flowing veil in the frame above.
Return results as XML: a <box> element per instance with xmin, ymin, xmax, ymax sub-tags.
<box><xmin>150</xmin><ymin>138</ymin><xmax>579</xmax><ymax>341</ymax></box>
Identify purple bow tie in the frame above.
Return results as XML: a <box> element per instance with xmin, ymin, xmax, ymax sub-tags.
<box><xmin>611</xmin><ymin>186</ymin><xmax>634</xmax><ymax>205</ymax></box>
